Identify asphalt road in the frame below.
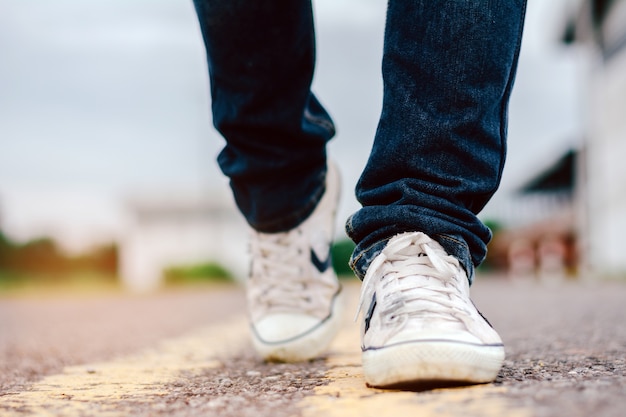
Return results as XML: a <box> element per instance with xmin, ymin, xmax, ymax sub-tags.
<box><xmin>1</xmin><ymin>276</ymin><xmax>625</xmax><ymax>417</ymax></box>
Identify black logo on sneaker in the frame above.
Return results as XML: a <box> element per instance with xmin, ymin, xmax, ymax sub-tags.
<box><xmin>310</xmin><ymin>247</ymin><xmax>332</xmax><ymax>273</ymax></box>
<box><xmin>364</xmin><ymin>292</ymin><xmax>377</xmax><ymax>335</ymax></box>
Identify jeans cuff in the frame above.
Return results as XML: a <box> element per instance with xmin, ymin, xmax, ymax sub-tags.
<box><xmin>248</xmin><ymin>181</ymin><xmax>326</xmax><ymax>233</ymax></box>
<box><xmin>435</xmin><ymin>234</ymin><xmax>475</xmax><ymax>284</ymax></box>
<box><xmin>349</xmin><ymin>233</ymin><xmax>475</xmax><ymax>284</ymax></box>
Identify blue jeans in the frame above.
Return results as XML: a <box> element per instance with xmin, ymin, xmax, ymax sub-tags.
<box><xmin>192</xmin><ymin>0</ymin><xmax>527</xmax><ymax>282</ymax></box>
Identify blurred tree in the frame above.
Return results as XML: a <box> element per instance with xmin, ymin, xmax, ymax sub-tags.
<box><xmin>14</xmin><ymin>238</ymin><xmax>68</xmax><ymax>276</ymax></box>
<box><xmin>0</xmin><ymin>231</ymin><xmax>13</xmax><ymax>265</ymax></box>
<box><xmin>0</xmin><ymin>230</ymin><xmax>120</xmax><ymax>285</ymax></box>
<box><xmin>73</xmin><ymin>244</ymin><xmax>119</xmax><ymax>277</ymax></box>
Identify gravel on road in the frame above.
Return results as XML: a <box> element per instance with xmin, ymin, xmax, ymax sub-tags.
<box><xmin>2</xmin><ymin>278</ymin><xmax>626</xmax><ymax>417</ymax></box>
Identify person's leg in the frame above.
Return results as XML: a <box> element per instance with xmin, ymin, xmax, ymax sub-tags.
<box><xmin>192</xmin><ymin>0</ymin><xmax>342</xmax><ymax>362</ymax></box>
<box><xmin>192</xmin><ymin>0</ymin><xmax>335</xmax><ymax>233</ymax></box>
<box><xmin>348</xmin><ymin>0</ymin><xmax>527</xmax><ymax>282</ymax></box>
<box><xmin>350</xmin><ymin>0</ymin><xmax>527</xmax><ymax>388</ymax></box>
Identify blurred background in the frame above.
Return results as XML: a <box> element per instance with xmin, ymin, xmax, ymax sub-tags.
<box><xmin>0</xmin><ymin>0</ymin><xmax>624</xmax><ymax>292</ymax></box>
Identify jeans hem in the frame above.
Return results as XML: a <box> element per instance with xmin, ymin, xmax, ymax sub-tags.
<box><xmin>350</xmin><ymin>232</ymin><xmax>475</xmax><ymax>284</ymax></box>
<box><xmin>247</xmin><ymin>175</ymin><xmax>326</xmax><ymax>234</ymax></box>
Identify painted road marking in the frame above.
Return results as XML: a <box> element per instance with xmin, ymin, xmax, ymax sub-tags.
<box><xmin>299</xmin><ymin>284</ymin><xmax>532</xmax><ymax>417</ymax></box>
<box><xmin>1</xmin><ymin>317</ymin><xmax>249</xmax><ymax>417</ymax></box>
<box><xmin>2</xmin><ymin>284</ymin><xmax>532</xmax><ymax>417</ymax></box>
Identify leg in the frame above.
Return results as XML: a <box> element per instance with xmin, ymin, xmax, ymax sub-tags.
<box><xmin>193</xmin><ymin>0</ymin><xmax>335</xmax><ymax>233</ymax></box>
<box><xmin>192</xmin><ymin>0</ymin><xmax>342</xmax><ymax>362</ymax></box>
<box><xmin>348</xmin><ymin>0</ymin><xmax>527</xmax><ymax>282</ymax></box>
<box><xmin>351</xmin><ymin>0</ymin><xmax>527</xmax><ymax>388</ymax></box>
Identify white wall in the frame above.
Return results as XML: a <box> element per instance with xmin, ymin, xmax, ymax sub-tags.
<box><xmin>585</xmin><ymin>45</ymin><xmax>626</xmax><ymax>274</ymax></box>
<box><xmin>119</xmin><ymin>194</ymin><xmax>247</xmax><ymax>292</ymax></box>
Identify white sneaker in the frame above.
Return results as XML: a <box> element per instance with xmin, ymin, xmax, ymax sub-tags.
<box><xmin>247</xmin><ymin>163</ymin><xmax>343</xmax><ymax>362</ymax></box>
<box><xmin>355</xmin><ymin>232</ymin><xmax>504</xmax><ymax>388</ymax></box>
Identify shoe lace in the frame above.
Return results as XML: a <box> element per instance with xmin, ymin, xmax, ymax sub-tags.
<box><xmin>249</xmin><ymin>228</ymin><xmax>335</xmax><ymax>315</ymax></box>
<box><xmin>355</xmin><ymin>233</ymin><xmax>473</xmax><ymax>329</ymax></box>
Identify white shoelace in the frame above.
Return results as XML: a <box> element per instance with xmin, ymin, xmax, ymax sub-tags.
<box><xmin>249</xmin><ymin>228</ymin><xmax>335</xmax><ymax>315</ymax></box>
<box><xmin>355</xmin><ymin>233</ymin><xmax>473</xmax><ymax>329</ymax></box>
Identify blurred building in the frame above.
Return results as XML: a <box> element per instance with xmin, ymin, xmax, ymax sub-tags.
<box><xmin>487</xmin><ymin>149</ymin><xmax>579</xmax><ymax>279</ymax></box>
<box><xmin>565</xmin><ymin>0</ymin><xmax>626</xmax><ymax>275</ymax></box>
<box><xmin>120</xmin><ymin>192</ymin><xmax>247</xmax><ymax>292</ymax></box>
<box><xmin>494</xmin><ymin>0</ymin><xmax>626</xmax><ymax>279</ymax></box>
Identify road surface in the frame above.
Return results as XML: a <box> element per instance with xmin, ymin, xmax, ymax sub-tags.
<box><xmin>1</xmin><ymin>277</ymin><xmax>625</xmax><ymax>416</ymax></box>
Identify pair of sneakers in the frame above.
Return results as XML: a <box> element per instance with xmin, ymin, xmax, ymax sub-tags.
<box><xmin>247</xmin><ymin>163</ymin><xmax>504</xmax><ymax>388</ymax></box>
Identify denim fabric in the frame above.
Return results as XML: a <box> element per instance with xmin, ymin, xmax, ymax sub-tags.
<box><xmin>193</xmin><ymin>0</ymin><xmax>527</xmax><ymax>282</ymax></box>
<box><xmin>348</xmin><ymin>0</ymin><xmax>527</xmax><ymax>281</ymax></box>
<box><xmin>192</xmin><ymin>0</ymin><xmax>335</xmax><ymax>233</ymax></box>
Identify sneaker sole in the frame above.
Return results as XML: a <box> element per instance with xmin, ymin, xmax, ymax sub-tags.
<box><xmin>362</xmin><ymin>340</ymin><xmax>504</xmax><ymax>388</ymax></box>
<box><xmin>252</xmin><ymin>289</ymin><xmax>345</xmax><ymax>362</ymax></box>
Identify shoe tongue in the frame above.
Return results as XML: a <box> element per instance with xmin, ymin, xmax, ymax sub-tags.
<box><xmin>422</xmin><ymin>242</ymin><xmax>457</xmax><ymax>274</ymax></box>
<box><xmin>393</xmin><ymin>240</ymin><xmax>448</xmax><ymax>267</ymax></box>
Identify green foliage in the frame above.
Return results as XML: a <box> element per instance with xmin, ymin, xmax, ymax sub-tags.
<box><xmin>164</xmin><ymin>261</ymin><xmax>234</xmax><ymax>285</ymax></box>
<box><xmin>0</xmin><ymin>231</ymin><xmax>13</xmax><ymax>248</ymax></box>
<box><xmin>331</xmin><ymin>238</ymin><xmax>357</xmax><ymax>279</ymax></box>
<box><xmin>0</xmin><ymin>270</ymin><xmax>22</xmax><ymax>290</ymax></box>
<box><xmin>479</xmin><ymin>218</ymin><xmax>507</xmax><ymax>272</ymax></box>
<box><xmin>482</xmin><ymin>219</ymin><xmax>503</xmax><ymax>235</ymax></box>
<box><xmin>0</xmin><ymin>228</ymin><xmax>120</xmax><ymax>291</ymax></box>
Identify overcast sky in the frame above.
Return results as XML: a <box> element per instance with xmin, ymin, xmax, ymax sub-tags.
<box><xmin>0</xmin><ymin>0</ymin><xmax>584</xmax><ymax>252</ymax></box>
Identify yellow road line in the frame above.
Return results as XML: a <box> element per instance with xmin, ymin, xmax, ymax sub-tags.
<box><xmin>1</xmin><ymin>317</ymin><xmax>249</xmax><ymax>417</ymax></box>
<box><xmin>3</xmin><ymin>284</ymin><xmax>532</xmax><ymax>417</ymax></box>
<box><xmin>299</xmin><ymin>284</ymin><xmax>532</xmax><ymax>417</ymax></box>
